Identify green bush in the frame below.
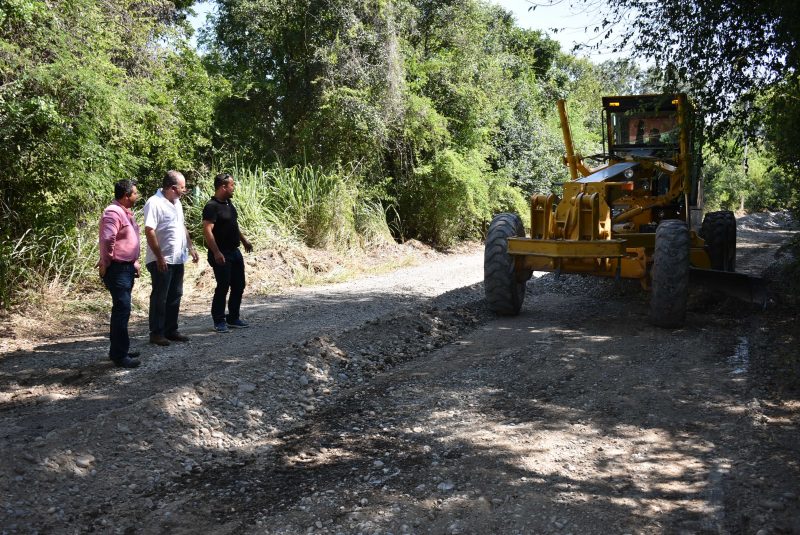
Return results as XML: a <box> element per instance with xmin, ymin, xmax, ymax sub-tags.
<box><xmin>488</xmin><ymin>172</ymin><xmax>531</xmax><ymax>228</ymax></box>
<box><xmin>399</xmin><ymin>149</ymin><xmax>490</xmax><ymax>246</ymax></box>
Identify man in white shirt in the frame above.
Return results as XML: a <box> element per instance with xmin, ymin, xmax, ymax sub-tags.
<box><xmin>143</xmin><ymin>170</ymin><xmax>199</xmax><ymax>346</ymax></box>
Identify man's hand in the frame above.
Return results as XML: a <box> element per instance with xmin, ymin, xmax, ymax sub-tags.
<box><xmin>157</xmin><ymin>256</ymin><xmax>168</xmax><ymax>272</ymax></box>
<box><xmin>190</xmin><ymin>247</ymin><xmax>199</xmax><ymax>263</ymax></box>
<box><xmin>214</xmin><ymin>251</ymin><xmax>225</xmax><ymax>265</ymax></box>
<box><xmin>135</xmin><ymin>265</ymin><xmax>141</xmax><ymax>278</ymax></box>
<box><xmin>242</xmin><ymin>237</ymin><xmax>253</xmax><ymax>253</ymax></box>
<box><xmin>98</xmin><ymin>263</ymin><xmax>107</xmax><ymax>278</ymax></box>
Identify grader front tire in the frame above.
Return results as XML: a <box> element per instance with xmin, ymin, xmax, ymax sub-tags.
<box><xmin>650</xmin><ymin>219</ymin><xmax>690</xmax><ymax>328</ymax></box>
<box><xmin>484</xmin><ymin>213</ymin><xmax>529</xmax><ymax>316</ymax></box>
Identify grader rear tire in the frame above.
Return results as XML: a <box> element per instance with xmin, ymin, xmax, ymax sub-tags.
<box><xmin>701</xmin><ymin>210</ymin><xmax>736</xmax><ymax>271</ymax></box>
<box><xmin>650</xmin><ymin>219</ymin><xmax>690</xmax><ymax>328</ymax></box>
<box><xmin>484</xmin><ymin>213</ymin><xmax>529</xmax><ymax>316</ymax></box>
<box><xmin>724</xmin><ymin>211</ymin><xmax>737</xmax><ymax>270</ymax></box>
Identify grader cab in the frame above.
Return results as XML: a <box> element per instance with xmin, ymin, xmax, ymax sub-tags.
<box><xmin>484</xmin><ymin>93</ymin><xmax>752</xmax><ymax>327</ymax></box>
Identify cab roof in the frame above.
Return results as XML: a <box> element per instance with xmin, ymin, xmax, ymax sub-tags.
<box><xmin>602</xmin><ymin>94</ymin><xmax>686</xmax><ymax>113</ymax></box>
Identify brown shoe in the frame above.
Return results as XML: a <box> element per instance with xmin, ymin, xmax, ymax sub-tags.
<box><xmin>149</xmin><ymin>334</ymin><xmax>171</xmax><ymax>346</ymax></box>
<box><xmin>166</xmin><ymin>332</ymin><xmax>189</xmax><ymax>342</ymax></box>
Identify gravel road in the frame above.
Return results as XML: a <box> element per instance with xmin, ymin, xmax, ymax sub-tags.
<box><xmin>1</xmin><ymin>213</ymin><xmax>798</xmax><ymax>535</ymax></box>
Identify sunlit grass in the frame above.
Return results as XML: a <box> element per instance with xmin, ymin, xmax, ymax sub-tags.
<box><xmin>2</xmin><ymin>161</ymin><xmax>396</xmax><ymax>311</ymax></box>
<box><xmin>186</xmin><ymin>162</ymin><xmax>394</xmax><ymax>251</ymax></box>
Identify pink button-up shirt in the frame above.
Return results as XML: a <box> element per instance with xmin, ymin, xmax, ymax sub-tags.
<box><xmin>98</xmin><ymin>200</ymin><xmax>141</xmax><ymax>270</ymax></box>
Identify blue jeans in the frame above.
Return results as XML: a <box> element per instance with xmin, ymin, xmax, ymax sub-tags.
<box><xmin>146</xmin><ymin>262</ymin><xmax>184</xmax><ymax>337</ymax></box>
<box><xmin>208</xmin><ymin>249</ymin><xmax>245</xmax><ymax>324</ymax></box>
<box><xmin>103</xmin><ymin>262</ymin><xmax>136</xmax><ymax>360</ymax></box>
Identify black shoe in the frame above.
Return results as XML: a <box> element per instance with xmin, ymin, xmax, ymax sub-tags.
<box><xmin>111</xmin><ymin>352</ymin><xmax>140</xmax><ymax>361</ymax></box>
<box><xmin>166</xmin><ymin>332</ymin><xmax>189</xmax><ymax>342</ymax></box>
<box><xmin>113</xmin><ymin>356</ymin><xmax>140</xmax><ymax>368</ymax></box>
<box><xmin>149</xmin><ymin>334</ymin><xmax>171</xmax><ymax>346</ymax></box>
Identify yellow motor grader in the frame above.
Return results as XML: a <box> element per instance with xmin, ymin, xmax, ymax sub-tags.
<box><xmin>484</xmin><ymin>93</ymin><xmax>755</xmax><ymax>327</ymax></box>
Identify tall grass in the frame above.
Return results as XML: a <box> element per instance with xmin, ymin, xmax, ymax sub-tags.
<box><xmin>1</xmin><ymin>162</ymin><xmax>394</xmax><ymax>310</ymax></box>
<box><xmin>187</xmin><ymin>162</ymin><xmax>393</xmax><ymax>250</ymax></box>
<box><xmin>0</xmin><ymin>222</ymin><xmax>99</xmax><ymax>309</ymax></box>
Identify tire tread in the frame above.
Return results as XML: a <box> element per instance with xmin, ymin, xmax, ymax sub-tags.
<box><xmin>650</xmin><ymin>219</ymin><xmax>690</xmax><ymax>327</ymax></box>
<box><xmin>484</xmin><ymin>213</ymin><xmax>528</xmax><ymax>315</ymax></box>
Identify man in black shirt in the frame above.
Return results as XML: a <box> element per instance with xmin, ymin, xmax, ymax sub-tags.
<box><xmin>202</xmin><ymin>173</ymin><xmax>253</xmax><ymax>333</ymax></box>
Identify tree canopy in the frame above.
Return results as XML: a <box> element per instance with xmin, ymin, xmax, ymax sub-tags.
<box><xmin>565</xmin><ymin>0</ymin><xmax>799</xmax><ymax>172</ymax></box>
<box><xmin>0</xmin><ymin>0</ymin><xmax>223</xmax><ymax>230</ymax></box>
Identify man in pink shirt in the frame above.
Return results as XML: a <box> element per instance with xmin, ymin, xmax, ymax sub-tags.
<box><xmin>98</xmin><ymin>179</ymin><xmax>142</xmax><ymax>368</ymax></box>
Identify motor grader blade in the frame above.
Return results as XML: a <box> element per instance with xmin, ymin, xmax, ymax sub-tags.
<box><xmin>689</xmin><ymin>268</ymin><xmax>766</xmax><ymax>306</ymax></box>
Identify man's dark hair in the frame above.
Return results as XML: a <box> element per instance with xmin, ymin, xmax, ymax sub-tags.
<box><xmin>114</xmin><ymin>179</ymin><xmax>137</xmax><ymax>200</ymax></box>
<box><xmin>214</xmin><ymin>173</ymin><xmax>233</xmax><ymax>190</ymax></box>
<box><xmin>162</xmin><ymin>170</ymin><xmax>184</xmax><ymax>189</ymax></box>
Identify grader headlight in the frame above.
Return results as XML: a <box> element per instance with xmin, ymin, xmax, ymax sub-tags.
<box><xmin>623</xmin><ymin>168</ymin><xmax>635</xmax><ymax>179</ymax></box>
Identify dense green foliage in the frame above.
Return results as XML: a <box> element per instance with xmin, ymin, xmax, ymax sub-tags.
<box><xmin>0</xmin><ymin>0</ymin><xmax>224</xmax><ymax>306</ymax></box>
<box><xmin>703</xmin><ymin>141</ymin><xmax>799</xmax><ymax>213</ymax></box>
<box><xmin>205</xmin><ymin>0</ymin><xmax>555</xmax><ymax>244</ymax></box>
<box><xmin>204</xmin><ymin>0</ymin><xmax>653</xmax><ymax>243</ymax></box>
<box><xmin>2</xmin><ymin>0</ymin><xmax>796</xmax><ymax>309</ymax></box>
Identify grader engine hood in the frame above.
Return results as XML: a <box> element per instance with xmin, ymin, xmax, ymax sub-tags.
<box><xmin>556</xmin><ymin>161</ymin><xmax>651</xmax><ymax>241</ymax></box>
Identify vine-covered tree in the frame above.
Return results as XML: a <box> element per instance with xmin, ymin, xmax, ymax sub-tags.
<box><xmin>205</xmin><ymin>0</ymin><xmax>583</xmax><ymax>243</ymax></box>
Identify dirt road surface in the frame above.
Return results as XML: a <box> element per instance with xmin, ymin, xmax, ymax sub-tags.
<box><xmin>1</xmin><ymin>213</ymin><xmax>798</xmax><ymax>535</ymax></box>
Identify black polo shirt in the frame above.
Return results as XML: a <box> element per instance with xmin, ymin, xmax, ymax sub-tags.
<box><xmin>202</xmin><ymin>197</ymin><xmax>241</xmax><ymax>252</ymax></box>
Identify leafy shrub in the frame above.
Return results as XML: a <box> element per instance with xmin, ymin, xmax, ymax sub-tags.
<box><xmin>399</xmin><ymin>149</ymin><xmax>491</xmax><ymax>246</ymax></box>
<box><xmin>488</xmin><ymin>172</ymin><xmax>531</xmax><ymax>228</ymax></box>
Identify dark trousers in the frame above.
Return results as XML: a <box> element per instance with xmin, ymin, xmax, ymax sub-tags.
<box><xmin>146</xmin><ymin>262</ymin><xmax>184</xmax><ymax>336</ymax></box>
<box><xmin>103</xmin><ymin>262</ymin><xmax>135</xmax><ymax>361</ymax></box>
<box><xmin>208</xmin><ymin>249</ymin><xmax>245</xmax><ymax>323</ymax></box>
